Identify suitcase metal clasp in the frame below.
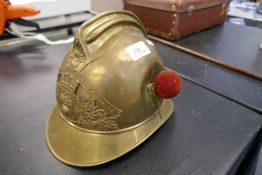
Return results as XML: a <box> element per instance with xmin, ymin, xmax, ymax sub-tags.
<box><xmin>220</xmin><ymin>3</ymin><xmax>227</xmax><ymax>16</ymax></box>
<box><xmin>187</xmin><ymin>5</ymin><xmax>195</xmax><ymax>16</ymax></box>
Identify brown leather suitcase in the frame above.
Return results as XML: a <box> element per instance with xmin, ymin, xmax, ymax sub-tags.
<box><xmin>123</xmin><ymin>0</ymin><xmax>229</xmax><ymax>40</ymax></box>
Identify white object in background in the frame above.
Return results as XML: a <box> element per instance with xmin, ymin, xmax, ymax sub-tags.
<box><xmin>11</xmin><ymin>0</ymin><xmax>91</xmax><ymax>20</ymax></box>
<box><xmin>5</xmin><ymin>28</ymin><xmax>74</xmax><ymax>45</ymax></box>
<box><xmin>228</xmin><ymin>18</ymin><xmax>246</xmax><ymax>25</ymax></box>
<box><xmin>228</xmin><ymin>0</ymin><xmax>262</xmax><ymax>22</ymax></box>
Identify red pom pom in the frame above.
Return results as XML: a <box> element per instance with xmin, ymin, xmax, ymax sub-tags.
<box><xmin>155</xmin><ymin>70</ymin><xmax>181</xmax><ymax>99</ymax></box>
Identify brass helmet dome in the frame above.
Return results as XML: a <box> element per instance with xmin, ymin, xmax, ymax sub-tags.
<box><xmin>46</xmin><ymin>10</ymin><xmax>181</xmax><ymax>167</ymax></box>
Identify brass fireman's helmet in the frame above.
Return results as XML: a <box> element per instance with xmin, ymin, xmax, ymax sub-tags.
<box><xmin>46</xmin><ymin>10</ymin><xmax>181</xmax><ymax>167</ymax></box>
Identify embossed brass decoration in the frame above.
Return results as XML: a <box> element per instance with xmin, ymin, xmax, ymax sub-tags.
<box><xmin>56</xmin><ymin>66</ymin><xmax>122</xmax><ymax>132</ymax></box>
<box><xmin>45</xmin><ymin>10</ymin><xmax>176</xmax><ymax>167</ymax></box>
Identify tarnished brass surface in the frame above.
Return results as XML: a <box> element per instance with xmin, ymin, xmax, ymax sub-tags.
<box><xmin>46</xmin><ymin>10</ymin><xmax>175</xmax><ymax>166</ymax></box>
<box><xmin>46</xmin><ymin>100</ymin><xmax>173</xmax><ymax>167</ymax></box>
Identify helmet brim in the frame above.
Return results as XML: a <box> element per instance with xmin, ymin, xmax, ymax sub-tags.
<box><xmin>45</xmin><ymin>99</ymin><xmax>174</xmax><ymax>167</ymax></box>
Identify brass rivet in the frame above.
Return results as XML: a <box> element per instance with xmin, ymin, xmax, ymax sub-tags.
<box><xmin>61</xmin><ymin>104</ymin><xmax>69</xmax><ymax>115</ymax></box>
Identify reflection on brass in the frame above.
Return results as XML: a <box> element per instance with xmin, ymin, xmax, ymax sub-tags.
<box><xmin>147</xmin><ymin>83</ymin><xmax>162</xmax><ymax>109</ymax></box>
<box><xmin>45</xmin><ymin>10</ymin><xmax>176</xmax><ymax>167</ymax></box>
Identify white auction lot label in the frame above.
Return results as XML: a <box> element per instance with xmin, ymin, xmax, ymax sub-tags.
<box><xmin>125</xmin><ymin>41</ymin><xmax>151</xmax><ymax>61</ymax></box>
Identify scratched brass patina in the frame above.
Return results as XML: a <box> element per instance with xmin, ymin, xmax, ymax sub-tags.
<box><xmin>45</xmin><ymin>10</ymin><xmax>174</xmax><ymax>167</ymax></box>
